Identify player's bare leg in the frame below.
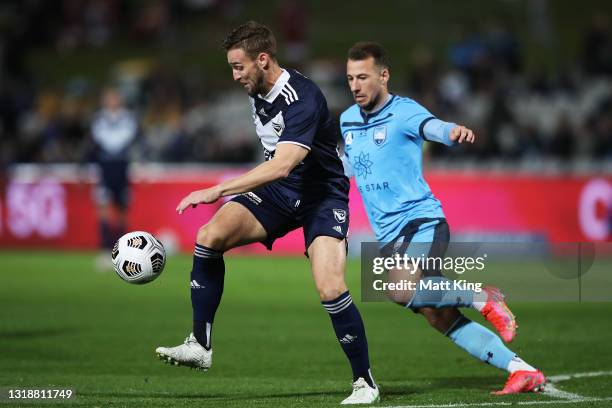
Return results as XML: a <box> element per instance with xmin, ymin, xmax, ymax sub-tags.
<box><xmin>156</xmin><ymin>201</ymin><xmax>267</xmax><ymax>371</ymax></box>
<box><xmin>386</xmin><ymin>263</ymin><xmax>421</xmax><ymax>306</ymax></box>
<box><xmin>384</xmin><ymin>263</ymin><xmax>464</xmax><ymax>332</ymax></box>
<box><xmin>309</xmin><ymin>236</ymin><xmax>379</xmax><ymax>404</ymax></box>
<box><xmin>385</xmin><ymin>264</ymin><xmax>543</xmax><ymax>393</ymax></box>
<box><xmin>196</xmin><ymin>201</ymin><xmax>267</xmax><ymax>250</ymax></box>
<box><xmin>418</xmin><ymin>307</ymin><xmax>462</xmax><ymax>334</ymax></box>
<box><xmin>386</xmin><ymin>262</ymin><xmax>516</xmax><ymax>341</ymax></box>
<box><xmin>309</xmin><ymin>236</ymin><xmax>348</xmax><ymax>301</ymax></box>
<box><xmin>419</xmin><ymin>304</ymin><xmax>545</xmax><ymax>394</ymax></box>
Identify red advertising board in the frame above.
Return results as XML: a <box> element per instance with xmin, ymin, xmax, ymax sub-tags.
<box><xmin>0</xmin><ymin>167</ymin><xmax>610</xmax><ymax>254</ymax></box>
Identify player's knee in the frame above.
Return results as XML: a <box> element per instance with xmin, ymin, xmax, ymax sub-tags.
<box><xmin>196</xmin><ymin>223</ymin><xmax>227</xmax><ymax>250</ymax></box>
<box><xmin>386</xmin><ymin>289</ymin><xmax>413</xmax><ymax>305</ymax></box>
<box><xmin>316</xmin><ymin>280</ymin><xmax>347</xmax><ymax>302</ymax></box>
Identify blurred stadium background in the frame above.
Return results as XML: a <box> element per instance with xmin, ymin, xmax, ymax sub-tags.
<box><xmin>1</xmin><ymin>1</ymin><xmax>612</xmax><ymax>407</ymax></box>
<box><xmin>1</xmin><ymin>0</ymin><xmax>612</xmax><ymax>251</ymax></box>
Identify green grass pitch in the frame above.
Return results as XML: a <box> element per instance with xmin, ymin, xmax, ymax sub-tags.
<box><xmin>1</xmin><ymin>251</ymin><xmax>612</xmax><ymax>407</ymax></box>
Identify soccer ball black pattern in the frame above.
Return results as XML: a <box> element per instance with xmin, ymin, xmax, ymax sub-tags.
<box><xmin>111</xmin><ymin>231</ymin><xmax>166</xmax><ymax>284</ymax></box>
<box><xmin>121</xmin><ymin>260</ymin><xmax>142</xmax><ymax>277</ymax></box>
<box><xmin>150</xmin><ymin>253</ymin><xmax>165</xmax><ymax>274</ymax></box>
<box><xmin>111</xmin><ymin>242</ymin><xmax>119</xmax><ymax>260</ymax></box>
<box><xmin>126</xmin><ymin>236</ymin><xmax>148</xmax><ymax>250</ymax></box>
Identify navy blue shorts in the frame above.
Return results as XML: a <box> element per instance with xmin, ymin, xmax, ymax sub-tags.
<box><xmin>231</xmin><ymin>183</ymin><xmax>349</xmax><ymax>251</ymax></box>
<box><xmin>94</xmin><ymin>161</ymin><xmax>130</xmax><ymax>209</ymax></box>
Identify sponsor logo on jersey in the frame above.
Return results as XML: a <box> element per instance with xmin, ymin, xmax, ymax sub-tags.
<box><xmin>354</xmin><ymin>151</ymin><xmax>373</xmax><ymax>179</ymax></box>
<box><xmin>358</xmin><ymin>181</ymin><xmax>390</xmax><ymax>193</ymax></box>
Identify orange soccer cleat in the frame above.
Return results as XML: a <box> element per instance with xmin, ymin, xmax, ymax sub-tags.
<box><xmin>480</xmin><ymin>286</ymin><xmax>517</xmax><ymax>343</ymax></box>
<box><xmin>492</xmin><ymin>370</ymin><xmax>546</xmax><ymax>395</ymax></box>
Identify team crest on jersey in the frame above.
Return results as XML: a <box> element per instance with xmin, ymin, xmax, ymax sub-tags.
<box><xmin>345</xmin><ymin>131</ymin><xmax>353</xmax><ymax>145</ymax></box>
<box><xmin>333</xmin><ymin>209</ymin><xmax>347</xmax><ymax>223</ymax></box>
<box><xmin>271</xmin><ymin>118</ymin><xmax>284</xmax><ymax>135</ymax></box>
<box><xmin>373</xmin><ymin>126</ymin><xmax>387</xmax><ymax>145</ymax></box>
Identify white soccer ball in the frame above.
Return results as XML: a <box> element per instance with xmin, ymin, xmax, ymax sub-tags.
<box><xmin>111</xmin><ymin>231</ymin><xmax>166</xmax><ymax>284</ymax></box>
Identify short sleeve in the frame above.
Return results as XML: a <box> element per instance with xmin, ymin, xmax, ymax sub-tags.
<box><xmin>400</xmin><ymin>101</ymin><xmax>435</xmax><ymax>139</ymax></box>
<box><xmin>278</xmin><ymin>96</ymin><xmax>320</xmax><ymax>150</ymax></box>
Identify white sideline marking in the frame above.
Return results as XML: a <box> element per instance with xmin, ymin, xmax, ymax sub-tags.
<box><xmin>542</xmin><ymin>370</ymin><xmax>612</xmax><ymax>401</ymax></box>
<box><xmin>384</xmin><ymin>371</ymin><xmax>612</xmax><ymax>408</ymax></box>
<box><xmin>547</xmin><ymin>370</ymin><xmax>612</xmax><ymax>382</ymax></box>
<box><xmin>541</xmin><ymin>383</ymin><xmax>584</xmax><ymax>401</ymax></box>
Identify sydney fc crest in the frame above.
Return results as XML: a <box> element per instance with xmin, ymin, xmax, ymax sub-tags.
<box><xmin>333</xmin><ymin>209</ymin><xmax>347</xmax><ymax>223</ymax></box>
<box><xmin>373</xmin><ymin>126</ymin><xmax>387</xmax><ymax>145</ymax></box>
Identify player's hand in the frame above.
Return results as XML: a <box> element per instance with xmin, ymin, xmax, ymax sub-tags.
<box><xmin>176</xmin><ymin>186</ymin><xmax>222</xmax><ymax>214</ymax></box>
<box><xmin>449</xmin><ymin>125</ymin><xmax>475</xmax><ymax>144</ymax></box>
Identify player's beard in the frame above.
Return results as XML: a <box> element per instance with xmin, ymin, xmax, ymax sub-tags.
<box><xmin>248</xmin><ymin>66</ymin><xmax>266</xmax><ymax>97</ymax></box>
<box><xmin>362</xmin><ymin>90</ymin><xmax>383</xmax><ymax>112</ymax></box>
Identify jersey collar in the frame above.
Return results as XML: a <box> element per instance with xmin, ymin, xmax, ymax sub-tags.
<box><xmin>360</xmin><ymin>94</ymin><xmax>395</xmax><ymax>123</ymax></box>
<box><xmin>259</xmin><ymin>69</ymin><xmax>290</xmax><ymax>103</ymax></box>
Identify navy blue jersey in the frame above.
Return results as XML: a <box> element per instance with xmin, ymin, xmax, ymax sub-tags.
<box><xmin>91</xmin><ymin>108</ymin><xmax>138</xmax><ymax>163</ymax></box>
<box><xmin>249</xmin><ymin>69</ymin><xmax>348</xmax><ymax>200</ymax></box>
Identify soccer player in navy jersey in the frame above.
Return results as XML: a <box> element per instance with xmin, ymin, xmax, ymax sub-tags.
<box><xmin>340</xmin><ymin>42</ymin><xmax>545</xmax><ymax>395</ymax></box>
<box><xmin>90</xmin><ymin>87</ymin><xmax>138</xmax><ymax>270</ymax></box>
<box><xmin>155</xmin><ymin>22</ymin><xmax>379</xmax><ymax>404</ymax></box>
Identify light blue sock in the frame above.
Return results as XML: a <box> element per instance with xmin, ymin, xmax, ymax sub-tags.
<box><xmin>446</xmin><ymin>316</ymin><xmax>515</xmax><ymax>371</ymax></box>
<box><xmin>407</xmin><ymin>276</ymin><xmax>474</xmax><ymax>309</ymax></box>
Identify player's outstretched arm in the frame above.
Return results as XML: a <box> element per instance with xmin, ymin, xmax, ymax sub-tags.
<box><xmin>421</xmin><ymin>119</ymin><xmax>476</xmax><ymax>146</ymax></box>
<box><xmin>176</xmin><ymin>143</ymin><xmax>308</xmax><ymax>214</ymax></box>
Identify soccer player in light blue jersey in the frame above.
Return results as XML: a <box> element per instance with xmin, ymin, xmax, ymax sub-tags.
<box><xmin>340</xmin><ymin>42</ymin><xmax>545</xmax><ymax>395</ymax></box>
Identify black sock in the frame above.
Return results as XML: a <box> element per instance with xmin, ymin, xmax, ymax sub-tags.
<box><xmin>323</xmin><ymin>291</ymin><xmax>375</xmax><ymax>388</ymax></box>
<box><xmin>191</xmin><ymin>244</ymin><xmax>225</xmax><ymax>350</ymax></box>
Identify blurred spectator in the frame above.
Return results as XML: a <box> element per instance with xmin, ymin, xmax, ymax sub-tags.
<box><xmin>132</xmin><ymin>0</ymin><xmax>172</xmax><ymax>41</ymax></box>
<box><xmin>141</xmin><ymin>88</ymin><xmax>184</xmax><ymax>161</ymax></box>
<box><xmin>589</xmin><ymin>96</ymin><xmax>612</xmax><ymax>158</ymax></box>
<box><xmin>57</xmin><ymin>0</ymin><xmax>120</xmax><ymax>50</ymax></box>
<box><xmin>485</xmin><ymin>19</ymin><xmax>522</xmax><ymax>74</ymax></box>
<box><xmin>2</xmin><ymin>4</ymin><xmax>612</xmax><ymax>167</ymax></box>
<box><xmin>549</xmin><ymin>115</ymin><xmax>575</xmax><ymax>160</ymax></box>
<box><xmin>88</xmin><ymin>87</ymin><xmax>138</xmax><ymax>269</ymax></box>
<box><xmin>582</xmin><ymin>13</ymin><xmax>612</xmax><ymax>76</ymax></box>
<box><xmin>278</xmin><ymin>0</ymin><xmax>308</xmax><ymax>67</ymax></box>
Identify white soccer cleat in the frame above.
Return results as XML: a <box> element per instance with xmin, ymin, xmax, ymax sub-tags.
<box><xmin>341</xmin><ymin>377</ymin><xmax>380</xmax><ymax>405</ymax></box>
<box><xmin>155</xmin><ymin>333</ymin><xmax>212</xmax><ymax>371</ymax></box>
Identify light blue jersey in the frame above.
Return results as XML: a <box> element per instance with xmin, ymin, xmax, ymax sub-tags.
<box><xmin>340</xmin><ymin>95</ymin><xmax>455</xmax><ymax>243</ymax></box>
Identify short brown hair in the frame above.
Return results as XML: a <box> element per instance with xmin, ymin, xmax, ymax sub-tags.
<box><xmin>348</xmin><ymin>42</ymin><xmax>390</xmax><ymax>70</ymax></box>
<box><xmin>222</xmin><ymin>21</ymin><xmax>277</xmax><ymax>60</ymax></box>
